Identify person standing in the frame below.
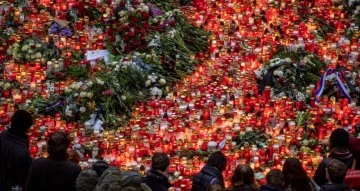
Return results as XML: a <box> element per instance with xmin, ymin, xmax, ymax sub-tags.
<box><xmin>314</xmin><ymin>128</ymin><xmax>354</xmax><ymax>186</ymax></box>
<box><xmin>192</xmin><ymin>151</ymin><xmax>227</xmax><ymax>191</ymax></box>
<box><xmin>26</xmin><ymin>132</ymin><xmax>81</xmax><ymax>191</ymax></box>
<box><xmin>320</xmin><ymin>159</ymin><xmax>351</xmax><ymax>191</ymax></box>
<box><xmin>143</xmin><ymin>153</ymin><xmax>173</xmax><ymax>191</ymax></box>
<box><xmin>283</xmin><ymin>158</ymin><xmax>316</xmax><ymax>191</ymax></box>
<box><xmin>225</xmin><ymin>164</ymin><xmax>259</xmax><ymax>191</ymax></box>
<box><xmin>0</xmin><ymin>110</ymin><xmax>33</xmax><ymax>191</ymax></box>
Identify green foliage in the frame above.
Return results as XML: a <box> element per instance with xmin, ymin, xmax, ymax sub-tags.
<box><xmin>65</xmin><ymin>65</ymin><xmax>89</xmax><ymax>80</ymax></box>
<box><xmin>234</xmin><ymin>130</ymin><xmax>268</xmax><ymax>149</ymax></box>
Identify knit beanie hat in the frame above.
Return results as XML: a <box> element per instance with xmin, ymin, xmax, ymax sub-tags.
<box><xmin>11</xmin><ymin>110</ymin><xmax>33</xmax><ymax>132</ymax></box>
<box><xmin>330</xmin><ymin>128</ymin><xmax>349</xmax><ymax>148</ymax></box>
<box><xmin>92</xmin><ymin>160</ymin><xmax>109</xmax><ymax>177</ymax></box>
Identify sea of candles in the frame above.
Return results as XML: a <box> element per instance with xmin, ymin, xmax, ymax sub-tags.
<box><xmin>1</xmin><ymin>0</ymin><xmax>360</xmax><ymax>190</ymax></box>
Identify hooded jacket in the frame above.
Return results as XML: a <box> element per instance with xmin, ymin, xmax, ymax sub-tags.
<box><xmin>0</xmin><ymin>130</ymin><xmax>32</xmax><ymax>191</ymax></box>
<box><xmin>314</xmin><ymin>148</ymin><xmax>353</xmax><ymax>186</ymax></box>
<box><xmin>143</xmin><ymin>169</ymin><xmax>172</xmax><ymax>191</ymax></box>
<box><xmin>191</xmin><ymin>164</ymin><xmax>225</xmax><ymax>191</ymax></box>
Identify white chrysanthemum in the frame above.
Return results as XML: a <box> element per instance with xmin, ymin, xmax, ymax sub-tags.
<box><xmin>74</xmin><ymin>93</ymin><xmax>79</xmax><ymax>97</ymax></box>
<box><xmin>12</xmin><ymin>43</ymin><xmax>19</xmax><ymax>48</ymax></box>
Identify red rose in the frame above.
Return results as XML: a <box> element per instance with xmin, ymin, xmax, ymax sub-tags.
<box><xmin>141</xmin><ymin>12</ymin><xmax>149</xmax><ymax>19</ymax></box>
<box><xmin>124</xmin><ymin>45</ymin><xmax>131</xmax><ymax>52</ymax></box>
<box><xmin>132</xmin><ymin>40</ymin><xmax>138</xmax><ymax>46</ymax></box>
<box><xmin>131</xmin><ymin>17</ymin><xmax>138</xmax><ymax>23</ymax></box>
<box><xmin>143</xmin><ymin>23</ymin><xmax>150</xmax><ymax>30</ymax></box>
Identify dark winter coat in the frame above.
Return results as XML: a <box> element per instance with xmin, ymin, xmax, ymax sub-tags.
<box><xmin>225</xmin><ymin>185</ymin><xmax>259</xmax><ymax>191</ymax></box>
<box><xmin>260</xmin><ymin>184</ymin><xmax>284</xmax><ymax>191</ymax></box>
<box><xmin>143</xmin><ymin>169</ymin><xmax>172</xmax><ymax>191</ymax></box>
<box><xmin>0</xmin><ymin>130</ymin><xmax>32</xmax><ymax>191</ymax></box>
<box><xmin>26</xmin><ymin>157</ymin><xmax>81</xmax><ymax>191</ymax></box>
<box><xmin>313</xmin><ymin>148</ymin><xmax>354</xmax><ymax>186</ymax></box>
<box><xmin>320</xmin><ymin>183</ymin><xmax>352</xmax><ymax>191</ymax></box>
<box><xmin>191</xmin><ymin>164</ymin><xmax>225</xmax><ymax>191</ymax></box>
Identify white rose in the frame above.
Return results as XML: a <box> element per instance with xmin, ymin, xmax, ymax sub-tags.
<box><xmin>74</xmin><ymin>93</ymin><xmax>79</xmax><ymax>97</ymax></box>
<box><xmin>159</xmin><ymin>78</ymin><xmax>166</xmax><ymax>85</ymax></box>
<box><xmin>30</xmin><ymin>54</ymin><xmax>35</xmax><ymax>59</ymax></box>
<box><xmin>355</xmin><ymin>10</ymin><xmax>359</xmax><ymax>15</ymax></box>
<box><xmin>356</xmin><ymin>5</ymin><xmax>360</xmax><ymax>11</ymax></box>
<box><xmin>273</xmin><ymin>70</ymin><xmax>279</xmax><ymax>76</ymax></box>
<box><xmin>70</xmin><ymin>83</ymin><xmax>77</xmax><ymax>89</ymax></box>
<box><xmin>35</xmin><ymin>52</ymin><xmax>42</xmax><ymax>59</ymax></box>
<box><xmin>142</xmin><ymin>5</ymin><xmax>149</xmax><ymax>12</ymax></box>
<box><xmin>174</xmin><ymin>171</ymin><xmax>180</xmax><ymax>177</ymax></box>
<box><xmin>79</xmin><ymin>107</ymin><xmax>86</xmax><ymax>113</ymax></box>
<box><xmin>87</xmin><ymin>92</ymin><xmax>94</xmax><ymax>98</ymax></box>
<box><xmin>119</xmin><ymin>10</ymin><xmax>126</xmax><ymax>17</ymax></box>
<box><xmin>86</xmin><ymin>81</ymin><xmax>93</xmax><ymax>87</ymax></box>
<box><xmin>35</xmin><ymin>43</ymin><xmax>42</xmax><ymax>48</ymax></box>
<box><xmin>76</xmin><ymin>82</ymin><xmax>83</xmax><ymax>89</ymax></box>
<box><xmin>21</xmin><ymin>45</ymin><xmax>28</xmax><ymax>51</ymax></box>
<box><xmin>80</xmin><ymin>92</ymin><xmax>87</xmax><ymax>98</ymax></box>
<box><xmin>12</xmin><ymin>43</ymin><xmax>19</xmax><ymax>48</ymax></box>
<box><xmin>121</xmin><ymin>95</ymin><xmax>126</xmax><ymax>100</ymax></box>
<box><xmin>96</xmin><ymin>78</ymin><xmax>104</xmax><ymax>85</ymax></box>
<box><xmin>65</xmin><ymin>87</ymin><xmax>71</xmax><ymax>93</ymax></box>
<box><xmin>4</xmin><ymin>83</ymin><xmax>11</xmax><ymax>90</ymax></box>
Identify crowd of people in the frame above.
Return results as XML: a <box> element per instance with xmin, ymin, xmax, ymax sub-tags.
<box><xmin>0</xmin><ymin>110</ymin><xmax>359</xmax><ymax>191</ymax></box>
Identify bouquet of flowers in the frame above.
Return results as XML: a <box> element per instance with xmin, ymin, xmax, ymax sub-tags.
<box><xmin>6</xmin><ymin>37</ymin><xmax>60</xmax><ymax>63</ymax></box>
<box><xmin>48</xmin><ymin>20</ymin><xmax>73</xmax><ymax>37</ymax></box>
<box><xmin>255</xmin><ymin>47</ymin><xmax>326</xmax><ymax>101</ymax></box>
